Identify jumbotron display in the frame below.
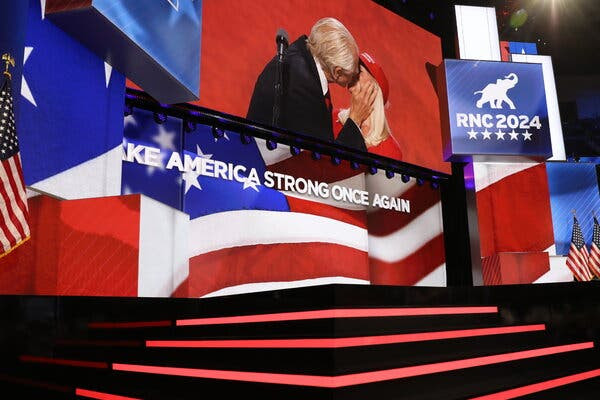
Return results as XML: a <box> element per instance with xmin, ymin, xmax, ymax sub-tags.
<box><xmin>195</xmin><ymin>0</ymin><xmax>449</xmax><ymax>173</ymax></box>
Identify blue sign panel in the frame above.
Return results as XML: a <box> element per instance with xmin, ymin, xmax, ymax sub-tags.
<box><xmin>47</xmin><ymin>0</ymin><xmax>201</xmax><ymax>104</ymax></box>
<box><xmin>19</xmin><ymin>0</ymin><xmax>125</xmax><ymax>186</ymax></box>
<box><xmin>122</xmin><ymin>109</ymin><xmax>183</xmax><ymax>210</ymax></box>
<box><xmin>547</xmin><ymin>162</ymin><xmax>600</xmax><ymax>255</ymax></box>
<box><xmin>439</xmin><ymin>59</ymin><xmax>552</xmax><ymax>161</ymax></box>
<box><xmin>508</xmin><ymin>42</ymin><xmax>538</xmax><ymax>56</ymax></box>
<box><xmin>121</xmin><ymin>111</ymin><xmax>289</xmax><ymax>217</ymax></box>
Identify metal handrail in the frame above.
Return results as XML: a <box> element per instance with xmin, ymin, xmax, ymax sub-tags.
<box><xmin>125</xmin><ymin>88</ymin><xmax>450</xmax><ymax>183</ymax></box>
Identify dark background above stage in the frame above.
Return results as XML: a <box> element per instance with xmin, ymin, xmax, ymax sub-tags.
<box><xmin>375</xmin><ymin>0</ymin><xmax>600</xmax><ymax>75</ymax></box>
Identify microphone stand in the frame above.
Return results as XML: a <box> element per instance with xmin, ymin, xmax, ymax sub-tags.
<box><xmin>273</xmin><ymin>30</ymin><xmax>288</xmax><ymax>127</ymax></box>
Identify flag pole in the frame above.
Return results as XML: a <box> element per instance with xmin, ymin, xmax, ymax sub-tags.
<box><xmin>2</xmin><ymin>53</ymin><xmax>15</xmax><ymax>80</ymax></box>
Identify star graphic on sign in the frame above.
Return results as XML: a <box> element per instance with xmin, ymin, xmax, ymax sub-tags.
<box><xmin>104</xmin><ymin>62</ymin><xmax>113</xmax><ymax>88</ymax></box>
<box><xmin>21</xmin><ymin>46</ymin><xmax>37</xmax><ymax>107</ymax></box>
<box><xmin>152</xmin><ymin>124</ymin><xmax>177</xmax><ymax>150</ymax></box>
<box><xmin>196</xmin><ymin>145</ymin><xmax>212</xmax><ymax>160</ymax></box>
<box><xmin>467</xmin><ymin>129</ymin><xmax>478</xmax><ymax>140</ymax></box>
<box><xmin>124</xmin><ymin>114</ymin><xmax>137</xmax><ymax>129</ymax></box>
<box><xmin>509</xmin><ymin>129</ymin><xmax>520</xmax><ymax>140</ymax></box>
<box><xmin>146</xmin><ymin>151</ymin><xmax>168</xmax><ymax>177</ymax></box>
<box><xmin>242</xmin><ymin>177</ymin><xmax>260</xmax><ymax>192</ymax></box>
<box><xmin>214</xmin><ymin>131</ymin><xmax>230</xmax><ymax>143</ymax></box>
<box><xmin>182</xmin><ymin>145</ymin><xmax>212</xmax><ymax>194</ymax></box>
<box><xmin>481</xmin><ymin>129</ymin><xmax>492</xmax><ymax>140</ymax></box>
<box><xmin>168</xmin><ymin>0</ymin><xmax>200</xmax><ymax>26</ymax></box>
<box><xmin>495</xmin><ymin>129</ymin><xmax>506</xmax><ymax>140</ymax></box>
<box><xmin>183</xmin><ymin>169</ymin><xmax>201</xmax><ymax>194</ymax></box>
<box><xmin>522</xmin><ymin>130</ymin><xmax>533</xmax><ymax>141</ymax></box>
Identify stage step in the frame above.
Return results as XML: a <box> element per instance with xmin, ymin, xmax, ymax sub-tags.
<box><xmin>516</xmin><ymin>376</ymin><xmax>600</xmax><ymax>399</ymax></box>
<box><xmin>337</xmin><ymin>346</ymin><xmax>600</xmax><ymax>400</ymax></box>
<box><xmin>2</xmin><ymin>283</ymin><xmax>600</xmax><ymax>399</ymax></box>
<box><xmin>4</xmin><ymin>342</ymin><xmax>599</xmax><ymax>399</ymax></box>
<box><xmin>49</xmin><ymin>329</ymin><xmax>551</xmax><ymax>375</ymax></box>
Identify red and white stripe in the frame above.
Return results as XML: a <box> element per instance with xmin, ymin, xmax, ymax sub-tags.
<box><xmin>590</xmin><ymin>242</ymin><xmax>600</xmax><ymax>279</ymax></box>
<box><xmin>183</xmin><ymin>141</ymin><xmax>445</xmax><ymax>297</ymax></box>
<box><xmin>588</xmin><ymin>219</ymin><xmax>600</xmax><ymax>279</ymax></box>
<box><xmin>366</xmin><ymin>170</ymin><xmax>445</xmax><ymax>286</ymax></box>
<box><xmin>0</xmin><ymin>153</ymin><xmax>30</xmax><ymax>255</ymax></box>
<box><xmin>566</xmin><ymin>242</ymin><xmax>592</xmax><ymax>282</ymax></box>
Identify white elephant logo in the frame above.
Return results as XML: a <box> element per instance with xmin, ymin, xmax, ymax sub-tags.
<box><xmin>474</xmin><ymin>73</ymin><xmax>519</xmax><ymax>109</ymax></box>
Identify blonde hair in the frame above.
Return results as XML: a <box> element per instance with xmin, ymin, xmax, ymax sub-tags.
<box><xmin>338</xmin><ymin>84</ymin><xmax>390</xmax><ymax>147</ymax></box>
<box><xmin>306</xmin><ymin>17</ymin><xmax>358</xmax><ymax>77</ymax></box>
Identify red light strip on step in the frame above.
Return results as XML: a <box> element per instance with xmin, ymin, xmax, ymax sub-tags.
<box><xmin>113</xmin><ymin>342</ymin><xmax>593</xmax><ymax>388</ymax></box>
<box><xmin>55</xmin><ymin>339</ymin><xmax>143</xmax><ymax>347</ymax></box>
<box><xmin>76</xmin><ymin>388</ymin><xmax>141</xmax><ymax>400</ymax></box>
<box><xmin>88</xmin><ymin>320</ymin><xmax>172</xmax><ymax>329</ymax></box>
<box><xmin>0</xmin><ymin>373</ymin><xmax>71</xmax><ymax>392</ymax></box>
<box><xmin>176</xmin><ymin>307</ymin><xmax>499</xmax><ymax>326</ymax></box>
<box><xmin>146</xmin><ymin>324</ymin><xmax>545</xmax><ymax>349</ymax></box>
<box><xmin>469</xmin><ymin>368</ymin><xmax>600</xmax><ymax>399</ymax></box>
<box><xmin>19</xmin><ymin>355</ymin><xmax>109</xmax><ymax>369</ymax></box>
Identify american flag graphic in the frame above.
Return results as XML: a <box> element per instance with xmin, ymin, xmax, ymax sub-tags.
<box><xmin>0</xmin><ymin>76</ymin><xmax>30</xmax><ymax>257</ymax></box>
<box><xmin>122</xmin><ymin>109</ymin><xmax>446</xmax><ymax>298</ymax></box>
<box><xmin>566</xmin><ymin>216</ymin><xmax>592</xmax><ymax>282</ymax></box>
<box><xmin>589</xmin><ymin>217</ymin><xmax>600</xmax><ymax>279</ymax></box>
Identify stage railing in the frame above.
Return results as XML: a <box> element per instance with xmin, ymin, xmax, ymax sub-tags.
<box><xmin>125</xmin><ymin>88</ymin><xmax>450</xmax><ymax>185</ymax></box>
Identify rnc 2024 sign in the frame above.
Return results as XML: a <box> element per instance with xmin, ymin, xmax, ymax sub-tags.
<box><xmin>438</xmin><ymin>59</ymin><xmax>552</xmax><ymax>161</ymax></box>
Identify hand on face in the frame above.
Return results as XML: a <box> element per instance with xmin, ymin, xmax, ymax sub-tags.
<box><xmin>348</xmin><ymin>66</ymin><xmax>377</xmax><ymax>127</ymax></box>
<box><xmin>360</xmin><ymin>116</ymin><xmax>371</xmax><ymax>138</ymax></box>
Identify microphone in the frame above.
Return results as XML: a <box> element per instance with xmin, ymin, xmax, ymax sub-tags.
<box><xmin>276</xmin><ymin>28</ymin><xmax>289</xmax><ymax>62</ymax></box>
<box><xmin>273</xmin><ymin>28</ymin><xmax>288</xmax><ymax>126</ymax></box>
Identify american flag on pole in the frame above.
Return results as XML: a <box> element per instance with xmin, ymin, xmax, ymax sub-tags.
<box><xmin>566</xmin><ymin>216</ymin><xmax>592</xmax><ymax>282</ymax></box>
<box><xmin>589</xmin><ymin>216</ymin><xmax>600</xmax><ymax>279</ymax></box>
<box><xmin>0</xmin><ymin>69</ymin><xmax>30</xmax><ymax>258</ymax></box>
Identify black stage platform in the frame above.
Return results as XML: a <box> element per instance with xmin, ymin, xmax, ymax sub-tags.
<box><xmin>1</xmin><ymin>282</ymin><xmax>600</xmax><ymax>399</ymax></box>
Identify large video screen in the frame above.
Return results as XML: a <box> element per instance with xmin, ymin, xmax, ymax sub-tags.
<box><xmin>0</xmin><ymin>0</ymin><xmax>447</xmax><ymax>298</ymax></box>
<box><xmin>127</xmin><ymin>0</ymin><xmax>448</xmax><ymax>173</ymax></box>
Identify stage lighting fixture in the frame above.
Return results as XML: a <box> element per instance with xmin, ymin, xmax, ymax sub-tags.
<box><xmin>183</xmin><ymin>120</ymin><xmax>197</xmax><ymax>133</ymax></box>
<box><xmin>266</xmin><ymin>139</ymin><xmax>277</xmax><ymax>150</ymax></box>
<box><xmin>416</xmin><ymin>178</ymin><xmax>424</xmax><ymax>186</ymax></box>
<box><xmin>350</xmin><ymin>161</ymin><xmax>360</xmax><ymax>170</ymax></box>
<box><xmin>290</xmin><ymin>146</ymin><xmax>301</xmax><ymax>156</ymax></box>
<box><xmin>368</xmin><ymin>166</ymin><xmax>378</xmax><ymax>175</ymax></box>
<box><xmin>331</xmin><ymin>156</ymin><xmax>341</xmax><ymax>166</ymax></box>
<box><xmin>311</xmin><ymin>151</ymin><xmax>321</xmax><ymax>160</ymax></box>
<box><xmin>401</xmin><ymin>174</ymin><xmax>410</xmax><ymax>183</ymax></box>
<box><xmin>431</xmin><ymin>181</ymin><xmax>439</xmax><ymax>190</ymax></box>
<box><xmin>385</xmin><ymin>170</ymin><xmax>395</xmax><ymax>179</ymax></box>
<box><xmin>153</xmin><ymin>112</ymin><xmax>167</xmax><ymax>124</ymax></box>
<box><xmin>212</xmin><ymin>126</ymin><xmax>225</xmax><ymax>139</ymax></box>
<box><xmin>241</xmin><ymin>133</ymin><xmax>253</xmax><ymax>144</ymax></box>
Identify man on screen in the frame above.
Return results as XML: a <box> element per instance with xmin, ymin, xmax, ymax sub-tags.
<box><xmin>247</xmin><ymin>17</ymin><xmax>376</xmax><ymax>151</ymax></box>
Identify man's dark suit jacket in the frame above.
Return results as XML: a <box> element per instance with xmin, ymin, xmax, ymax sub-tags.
<box><xmin>246</xmin><ymin>35</ymin><xmax>366</xmax><ymax>152</ymax></box>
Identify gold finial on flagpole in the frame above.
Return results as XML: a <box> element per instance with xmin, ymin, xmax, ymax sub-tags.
<box><xmin>2</xmin><ymin>53</ymin><xmax>15</xmax><ymax>80</ymax></box>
